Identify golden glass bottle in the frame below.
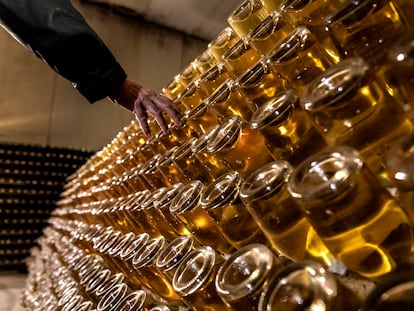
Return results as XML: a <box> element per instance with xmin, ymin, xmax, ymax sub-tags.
<box><xmin>169</xmin><ymin>180</ymin><xmax>235</xmax><ymax>255</ymax></box>
<box><xmin>207</xmin><ymin>79</ymin><xmax>257</xmax><ymax>123</ymax></box>
<box><xmin>258</xmin><ymin>260</ymin><xmax>361</xmax><ymax>311</ymax></box>
<box><xmin>227</xmin><ymin>0</ymin><xmax>270</xmax><ymax>39</ymax></box>
<box><xmin>154</xmin><ymin>147</ymin><xmax>184</xmax><ymax>187</ymax></box>
<box><xmin>125</xmin><ymin>191</ymin><xmax>162</xmax><ymax>237</ymax></box>
<box><xmin>185</xmin><ymin>100</ymin><xmax>220</xmax><ymax>136</ymax></box>
<box><xmin>196</xmin><ymin>63</ymin><xmax>230</xmax><ymax>96</ymax></box>
<box><xmin>179</xmin><ymin>61</ymin><xmax>203</xmax><ymax>87</ymax></box>
<box><xmin>61</xmin><ymin>295</ymin><xmax>85</xmax><ymax>311</ymax></box>
<box><xmin>97</xmin><ymin>200</ymin><xmax>128</xmax><ymax>232</ymax></box>
<box><xmin>260</xmin><ymin>0</ymin><xmax>285</xmax><ymax>11</ymax></box>
<box><xmin>144</xmin><ymin>136</ymin><xmax>167</xmax><ymax>161</ymax></box>
<box><xmin>280</xmin><ymin>0</ymin><xmax>345</xmax><ymax>63</ymax></box>
<box><xmin>73</xmin><ymin>301</ymin><xmax>94</xmax><ymax>311</ymax></box>
<box><xmin>140</xmin><ymin>187</ymin><xmax>179</xmax><ymax>242</ymax></box>
<box><xmin>193</xmin><ymin>49</ymin><xmax>218</xmax><ymax>75</ymax></box>
<box><xmin>96</xmin><ymin>283</ymin><xmax>128</xmax><ymax>311</ymax></box>
<box><xmin>222</xmin><ymin>39</ymin><xmax>262</xmax><ymax>79</ymax></box>
<box><xmin>206</xmin><ymin>115</ymin><xmax>276</xmax><ymax>178</ymax></box>
<box><xmin>155</xmin><ymin>235</ymin><xmax>197</xmax><ymax>282</ymax></box>
<box><xmin>93</xmin><ymin>227</ymin><xmax>121</xmax><ymax>255</ymax></box>
<box><xmin>301</xmin><ymin>57</ymin><xmax>413</xmax><ymax>181</ymax></box>
<box><xmin>250</xmin><ymin>89</ymin><xmax>326</xmax><ymax>166</ymax></box>
<box><xmin>171</xmin><ymin>137</ymin><xmax>215</xmax><ymax>184</ymax></box>
<box><xmin>58</xmin><ymin>287</ymin><xmax>80</xmax><ymax>309</ymax></box>
<box><xmin>240</xmin><ymin>160</ymin><xmax>333</xmax><ymax>265</ymax></box>
<box><xmin>235</xmin><ymin>58</ymin><xmax>290</xmax><ymax>108</ymax></box>
<box><xmin>249</xmin><ymin>11</ymin><xmax>294</xmax><ymax>56</ymax></box>
<box><xmin>131</xmin><ymin>237</ymin><xmax>183</xmax><ymax>305</ymax></box>
<box><xmin>155</xmin><ymin>118</ymin><xmax>198</xmax><ymax>151</ymax></box>
<box><xmin>191</xmin><ymin>125</ymin><xmax>231</xmax><ymax>180</ymax></box>
<box><xmin>140</xmin><ymin>154</ymin><xmax>172</xmax><ymax>191</ymax></box>
<box><xmin>116</xmin><ymin>233</ymin><xmax>150</xmax><ymax>286</ymax></box>
<box><xmin>208</xmin><ymin>27</ymin><xmax>240</xmax><ymax>63</ymax></box>
<box><xmin>162</xmin><ymin>74</ymin><xmax>187</xmax><ymax>101</ymax></box>
<box><xmin>176</xmin><ymin>79</ymin><xmax>208</xmax><ymax>113</ymax></box>
<box><xmin>146</xmin><ymin>133</ymin><xmax>171</xmax><ymax>157</ymax></box>
<box><xmin>112</xmin><ymin>289</ymin><xmax>147</xmax><ymax>311</ymax></box>
<box><xmin>117</xmin><ymin>168</ymin><xmax>149</xmax><ymax>197</ymax></box>
<box><xmin>122</xmin><ymin>190</ymin><xmax>154</xmax><ymax>235</ymax></box>
<box><xmin>200</xmin><ymin>171</ymin><xmax>268</xmax><ymax>249</ymax></box>
<box><xmin>265</xmin><ymin>25</ymin><xmax>335</xmax><ymax>91</ymax></box>
<box><xmin>148</xmin><ymin>305</ymin><xmax>174</xmax><ymax>311</ymax></box>
<box><xmin>324</xmin><ymin>0</ymin><xmax>408</xmax><ymax>67</ymax></box>
<box><xmin>83</xmin><ymin>271</ymin><xmax>125</xmax><ymax>298</ymax></box>
<box><xmin>386</xmin><ymin>131</ymin><xmax>414</xmax><ymax>225</ymax></box>
<box><xmin>386</xmin><ymin>31</ymin><xmax>414</xmax><ymax>115</ymax></box>
<box><xmin>395</xmin><ymin>0</ymin><xmax>414</xmax><ymax>29</ymax></box>
<box><xmin>288</xmin><ymin>146</ymin><xmax>414</xmax><ymax>278</ymax></box>
<box><xmin>153</xmin><ymin>183</ymin><xmax>192</xmax><ymax>237</ymax></box>
<box><xmin>105</xmin><ymin>232</ymin><xmax>138</xmax><ymax>272</ymax></box>
<box><xmin>215</xmin><ymin>243</ymin><xmax>286</xmax><ymax>310</ymax></box>
<box><xmin>362</xmin><ymin>269</ymin><xmax>414</xmax><ymax>311</ymax></box>
<box><xmin>173</xmin><ymin>246</ymin><xmax>231</xmax><ymax>311</ymax></box>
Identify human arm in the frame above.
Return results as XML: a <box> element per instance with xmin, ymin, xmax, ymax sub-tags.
<box><xmin>0</xmin><ymin>0</ymin><xmax>180</xmax><ymax>136</ymax></box>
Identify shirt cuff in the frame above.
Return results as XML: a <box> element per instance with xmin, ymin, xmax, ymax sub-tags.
<box><xmin>76</xmin><ymin>64</ymin><xmax>127</xmax><ymax>103</ymax></box>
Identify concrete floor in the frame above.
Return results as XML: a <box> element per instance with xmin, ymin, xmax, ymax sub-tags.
<box><xmin>0</xmin><ymin>271</ymin><xmax>27</xmax><ymax>311</ymax></box>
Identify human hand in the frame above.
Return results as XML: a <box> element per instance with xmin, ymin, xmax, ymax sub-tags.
<box><xmin>109</xmin><ymin>79</ymin><xmax>182</xmax><ymax>137</ymax></box>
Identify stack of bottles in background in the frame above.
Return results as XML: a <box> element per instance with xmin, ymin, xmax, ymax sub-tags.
<box><xmin>0</xmin><ymin>143</ymin><xmax>93</xmax><ymax>271</ymax></box>
<box><xmin>21</xmin><ymin>0</ymin><xmax>414</xmax><ymax>310</ymax></box>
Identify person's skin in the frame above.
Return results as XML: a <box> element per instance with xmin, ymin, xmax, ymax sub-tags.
<box><xmin>109</xmin><ymin>79</ymin><xmax>182</xmax><ymax>137</ymax></box>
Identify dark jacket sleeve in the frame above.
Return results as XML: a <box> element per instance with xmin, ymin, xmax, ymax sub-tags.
<box><xmin>0</xmin><ymin>0</ymin><xmax>127</xmax><ymax>103</ymax></box>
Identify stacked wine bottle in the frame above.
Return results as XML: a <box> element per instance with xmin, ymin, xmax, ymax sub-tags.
<box><xmin>21</xmin><ymin>0</ymin><xmax>414</xmax><ymax>310</ymax></box>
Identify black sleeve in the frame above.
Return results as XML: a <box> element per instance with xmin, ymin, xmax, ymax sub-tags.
<box><xmin>0</xmin><ymin>0</ymin><xmax>127</xmax><ymax>103</ymax></box>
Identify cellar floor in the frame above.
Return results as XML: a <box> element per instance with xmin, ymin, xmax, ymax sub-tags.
<box><xmin>0</xmin><ymin>271</ymin><xmax>26</xmax><ymax>311</ymax></box>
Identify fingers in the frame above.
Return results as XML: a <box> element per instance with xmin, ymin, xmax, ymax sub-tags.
<box><xmin>135</xmin><ymin>88</ymin><xmax>183</xmax><ymax>136</ymax></box>
<box><xmin>133</xmin><ymin>101</ymin><xmax>151</xmax><ymax>137</ymax></box>
<box><xmin>112</xmin><ymin>80</ymin><xmax>181</xmax><ymax>137</ymax></box>
<box><xmin>142</xmin><ymin>97</ymin><xmax>169</xmax><ymax>134</ymax></box>
<box><xmin>154</xmin><ymin>95</ymin><xmax>183</xmax><ymax>126</ymax></box>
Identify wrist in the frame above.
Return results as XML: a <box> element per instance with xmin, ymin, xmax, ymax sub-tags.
<box><xmin>108</xmin><ymin>79</ymin><xmax>142</xmax><ymax>111</ymax></box>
